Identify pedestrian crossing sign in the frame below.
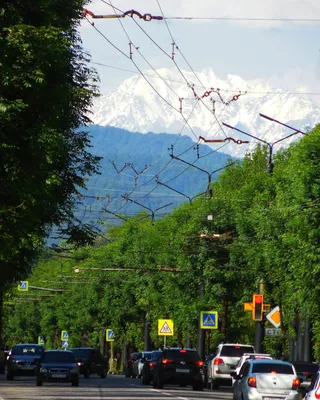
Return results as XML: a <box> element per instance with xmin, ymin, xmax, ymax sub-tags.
<box><xmin>158</xmin><ymin>319</ymin><xmax>174</xmax><ymax>336</ymax></box>
<box><xmin>18</xmin><ymin>281</ymin><xmax>28</xmax><ymax>291</ymax></box>
<box><xmin>61</xmin><ymin>330</ymin><xmax>69</xmax><ymax>340</ymax></box>
<box><xmin>200</xmin><ymin>311</ymin><xmax>218</xmax><ymax>329</ymax></box>
<box><xmin>106</xmin><ymin>329</ymin><xmax>115</xmax><ymax>342</ymax></box>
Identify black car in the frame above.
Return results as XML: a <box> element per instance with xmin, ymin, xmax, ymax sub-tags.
<box><xmin>292</xmin><ymin>361</ymin><xmax>319</xmax><ymax>396</ymax></box>
<box><xmin>6</xmin><ymin>344</ymin><xmax>45</xmax><ymax>380</ymax></box>
<box><xmin>124</xmin><ymin>352</ymin><xmax>140</xmax><ymax>378</ymax></box>
<box><xmin>36</xmin><ymin>350</ymin><xmax>79</xmax><ymax>386</ymax></box>
<box><xmin>152</xmin><ymin>347</ymin><xmax>204</xmax><ymax>390</ymax></box>
<box><xmin>70</xmin><ymin>347</ymin><xmax>108</xmax><ymax>379</ymax></box>
<box><xmin>141</xmin><ymin>350</ymin><xmax>162</xmax><ymax>385</ymax></box>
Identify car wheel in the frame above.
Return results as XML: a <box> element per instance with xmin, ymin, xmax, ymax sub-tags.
<box><xmin>36</xmin><ymin>378</ymin><xmax>43</xmax><ymax>386</ymax></box>
<box><xmin>84</xmin><ymin>368</ymin><xmax>91</xmax><ymax>379</ymax></box>
<box><xmin>71</xmin><ymin>380</ymin><xmax>79</xmax><ymax>387</ymax></box>
<box><xmin>100</xmin><ymin>368</ymin><xmax>107</xmax><ymax>379</ymax></box>
<box><xmin>192</xmin><ymin>382</ymin><xmax>204</xmax><ymax>391</ymax></box>
<box><xmin>7</xmin><ymin>372</ymin><xmax>14</xmax><ymax>381</ymax></box>
<box><xmin>152</xmin><ymin>373</ymin><xmax>158</xmax><ymax>388</ymax></box>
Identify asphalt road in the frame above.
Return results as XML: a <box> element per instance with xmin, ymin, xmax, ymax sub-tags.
<box><xmin>0</xmin><ymin>373</ymin><xmax>233</xmax><ymax>400</ymax></box>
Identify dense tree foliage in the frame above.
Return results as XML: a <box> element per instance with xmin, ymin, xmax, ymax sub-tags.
<box><xmin>3</xmin><ymin>125</ymin><xmax>320</xmax><ymax>363</ymax></box>
<box><xmin>0</xmin><ymin>0</ymin><xmax>100</xmax><ymax>293</ymax></box>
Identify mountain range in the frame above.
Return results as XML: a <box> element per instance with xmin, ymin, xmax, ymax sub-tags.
<box><xmin>92</xmin><ymin>67</ymin><xmax>319</xmax><ymax>157</ymax></box>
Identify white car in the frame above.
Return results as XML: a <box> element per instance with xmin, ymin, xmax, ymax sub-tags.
<box><xmin>132</xmin><ymin>351</ymin><xmax>152</xmax><ymax>378</ymax></box>
<box><xmin>208</xmin><ymin>343</ymin><xmax>255</xmax><ymax>389</ymax></box>
<box><xmin>232</xmin><ymin>359</ymin><xmax>301</xmax><ymax>400</ymax></box>
<box><xmin>232</xmin><ymin>353</ymin><xmax>273</xmax><ymax>385</ymax></box>
<box><xmin>304</xmin><ymin>369</ymin><xmax>320</xmax><ymax>399</ymax></box>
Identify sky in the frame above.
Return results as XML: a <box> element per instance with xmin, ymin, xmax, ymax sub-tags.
<box><xmin>79</xmin><ymin>0</ymin><xmax>320</xmax><ymax>104</ymax></box>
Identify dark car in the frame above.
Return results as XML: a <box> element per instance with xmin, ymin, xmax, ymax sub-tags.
<box><xmin>70</xmin><ymin>347</ymin><xmax>108</xmax><ymax>379</ymax></box>
<box><xmin>292</xmin><ymin>361</ymin><xmax>319</xmax><ymax>396</ymax></box>
<box><xmin>124</xmin><ymin>352</ymin><xmax>140</xmax><ymax>378</ymax></box>
<box><xmin>141</xmin><ymin>350</ymin><xmax>162</xmax><ymax>385</ymax></box>
<box><xmin>36</xmin><ymin>350</ymin><xmax>79</xmax><ymax>386</ymax></box>
<box><xmin>152</xmin><ymin>347</ymin><xmax>204</xmax><ymax>391</ymax></box>
<box><xmin>7</xmin><ymin>344</ymin><xmax>45</xmax><ymax>380</ymax></box>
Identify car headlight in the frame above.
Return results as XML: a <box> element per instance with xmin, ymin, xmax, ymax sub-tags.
<box><xmin>40</xmin><ymin>368</ymin><xmax>48</xmax><ymax>373</ymax></box>
<box><xmin>70</xmin><ymin>368</ymin><xmax>78</xmax><ymax>373</ymax></box>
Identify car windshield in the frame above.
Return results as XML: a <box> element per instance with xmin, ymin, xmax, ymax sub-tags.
<box><xmin>42</xmin><ymin>352</ymin><xmax>75</xmax><ymax>363</ymax></box>
<box><xmin>252</xmin><ymin>363</ymin><xmax>294</xmax><ymax>374</ymax></box>
<box><xmin>70</xmin><ymin>349</ymin><xmax>90</xmax><ymax>359</ymax></box>
<box><xmin>220</xmin><ymin>346</ymin><xmax>255</xmax><ymax>357</ymax></box>
<box><xmin>12</xmin><ymin>346</ymin><xmax>44</xmax><ymax>355</ymax></box>
<box><xmin>164</xmin><ymin>350</ymin><xmax>200</xmax><ymax>362</ymax></box>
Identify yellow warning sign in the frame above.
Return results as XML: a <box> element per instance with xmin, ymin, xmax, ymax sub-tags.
<box><xmin>158</xmin><ymin>319</ymin><xmax>174</xmax><ymax>336</ymax></box>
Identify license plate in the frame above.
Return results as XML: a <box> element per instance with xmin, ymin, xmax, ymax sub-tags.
<box><xmin>176</xmin><ymin>368</ymin><xmax>190</xmax><ymax>373</ymax></box>
<box><xmin>52</xmin><ymin>373</ymin><xmax>67</xmax><ymax>378</ymax></box>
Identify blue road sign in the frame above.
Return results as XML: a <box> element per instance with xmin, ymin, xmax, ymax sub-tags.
<box><xmin>106</xmin><ymin>329</ymin><xmax>115</xmax><ymax>342</ymax></box>
<box><xmin>18</xmin><ymin>281</ymin><xmax>28</xmax><ymax>291</ymax></box>
<box><xmin>61</xmin><ymin>330</ymin><xmax>69</xmax><ymax>340</ymax></box>
<box><xmin>200</xmin><ymin>311</ymin><xmax>218</xmax><ymax>329</ymax></box>
<box><xmin>61</xmin><ymin>340</ymin><xmax>69</xmax><ymax>349</ymax></box>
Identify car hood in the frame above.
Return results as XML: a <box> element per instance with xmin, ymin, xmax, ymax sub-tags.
<box><xmin>11</xmin><ymin>355</ymin><xmax>42</xmax><ymax>362</ymax></box>
<box><xmin>40</xmin><ymin>362</ymin><xmax>77</xmax><ymax>369</ymax></box>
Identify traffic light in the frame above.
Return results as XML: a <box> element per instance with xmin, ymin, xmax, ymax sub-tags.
<box><xmin>253</xmin><ymin>294</ymin><xmax>263</xmax><ymax>321</ymax></box>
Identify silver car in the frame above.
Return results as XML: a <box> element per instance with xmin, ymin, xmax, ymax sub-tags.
<box><xmin>304</xmin><ymin>369</ymin><xmax>320</xmax><ymax>399</ymax></box>
<box><xmin>208</xmin><ymin>343</ymin><xmax>255</xmax><ymax>389</ymax></box>
<box><xmin>132</xmin><ymin>351</ymin><xmax>152</xmax><ymax>378</ymax></box>
<box><xmin>232</xmin><ymin>359</ymin><xmax>301</xmax><ymax>400</ymax></box>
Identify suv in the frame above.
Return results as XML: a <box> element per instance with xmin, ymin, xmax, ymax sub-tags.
<box><xmin>208</xmin><ymin>343</ymin><xmax>255</xmax><ymax>389</ymax></box>
<box><xmin>152</xmin><ymin>347</ymin><xmax>204</xmax><ymax>391</ymax></box>
<box><xmin>70</xmin><ymin>347</ymin><xmax>108</xmax><ymax>378</ymax></box>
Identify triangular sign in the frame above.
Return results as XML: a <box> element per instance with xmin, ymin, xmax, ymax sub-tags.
<box><xmin>203</xmin><ymin>314</ymin><xmax>215</xmax><ymax>326</ymax></box>
<box><xmin>160</xmin><ymin>321</ymin><xmax>172</xmax><ymax>334</ymax></box>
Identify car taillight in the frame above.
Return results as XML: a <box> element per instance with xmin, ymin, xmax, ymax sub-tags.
<box><xmin>248</xmin><ymin>377</ymin><xmax>256</xmax><ymax>388</ymax></box>
<box><xmin>129</xmin><ymin>360</ymin><xmax>134</xmax><ymax>364</ymax></box>
<box><xmin>292</xmin><ymin>378</ymin><xmax>300</xmax><ymax>390</ymax></box>
<box><xmin>180</xmin><ymin>349</ymin><xmax>187</xmax><ymax>353</ymax></box>
<box><xmin>195</xmin><ymin>360</ymin><xmax>204</xmax><ymax>367</ymax></box>
<box><xmin>149</xmin><ymin>362</ymin><xmax>153</xmax><ymax>367</ymax></box>
<box><xmin>162</xmin><ymin>359</ymin><xmax>173</xmax><ymax>365</ymax></box>
<box><xmin>214</xmin><ymin>358</ymin><xmax>224</xmax><ymax>365</ymax></box>
<box><xmin>316</xmin><ymin>387</ymin><xmax>320</xmax><ymax>399</ymax></box>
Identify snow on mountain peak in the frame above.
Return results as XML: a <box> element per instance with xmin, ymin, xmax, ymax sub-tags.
<box><xmin>92</xmin><ymin>67</ymin><xmax>319</xmax><ymax>157</ymax></box>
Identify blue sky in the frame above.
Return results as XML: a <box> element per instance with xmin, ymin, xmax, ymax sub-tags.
<box><xmin>80</xmin><ymin>0</ymin><xmax>320</xmax><ymax>104</ymax></box>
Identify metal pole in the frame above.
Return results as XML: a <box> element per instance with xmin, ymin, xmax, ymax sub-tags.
<box><xmin>254</xmin><ymin>280</ymin><xmax>264</xmax><ymax>353</ymax></box>
<box><xmin>144</xmin><ymin>316</ymin><xmax>150</xmax><ymax>351</ymax></box>
<box><xmin>197</xmin><ymin>264</ymin><xmax>205</xmax><ymax>359</ymax></box>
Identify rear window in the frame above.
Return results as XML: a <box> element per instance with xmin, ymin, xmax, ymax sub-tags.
<box><xmin>130</xmin><ymin>353</ymin><xmax>140</xmax><ymax>360</ymax></box>
<box><xmin>220</xmin><ymin>345</ymin><xmax>254</xmax><ymax>357</ymax></box>
<box><xmin>164</xmin><ymin>350</ymin><xmax>200</xmax><ymax>362</ymax></box>
<box><xmin>144</xmin><ymin>353</ymin><xmax>152</xmax><ymax>360</ymax></box>
<box><xmin>252</xmin><ymin>363</ymin><xmax>294</xmax><ymax>374</ymax></box>
<box><xmin>293</xmin><ymin>363</ymin><xmax>319</xmax><ymax>374</ymax></box>
<box><xmin>70</xmin><ymin>349</ymin><xmax>90</xmax><ymax>359</ymax></box>
<box><xmin>42</xmin><ymin>352</ymin><xmax>75</xmax><ymax>363</ymax></box>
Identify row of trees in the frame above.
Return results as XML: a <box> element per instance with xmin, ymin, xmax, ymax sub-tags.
<box><xmin>3</xmin><ymin>125</ymin><xmax>320</xmax><ymax>360</ymax></box>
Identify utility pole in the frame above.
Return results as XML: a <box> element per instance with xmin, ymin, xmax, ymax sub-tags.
<box><xmin>197</xmin><ymin>263</ymin><xmax>205</xmax><ymax>359</ymax></box>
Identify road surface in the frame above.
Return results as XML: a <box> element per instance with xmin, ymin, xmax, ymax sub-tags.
<box><xmin>0</xmin><ymin>373</ymin><xmax>233</xmax><ymax>400</ymax></box>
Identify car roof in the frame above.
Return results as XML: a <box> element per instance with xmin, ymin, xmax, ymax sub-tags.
<box><xmin>164</xmin><ymin>347</ymin><xmax>196</xmax><ymax>351</ymax></box>
<box><xmin>70</xmin><ymin>347</ymin><xmax>94</xmax><ymax>350</ymax></box>
<box><xmin>44</xmin><ymin>350</ymin><xmax>73</xmax><ymax>353</ymax></box>
<box><xmin>14</xmin><ymin>343</ymin><xmax>42</xmax><ymax>347</ymax></box>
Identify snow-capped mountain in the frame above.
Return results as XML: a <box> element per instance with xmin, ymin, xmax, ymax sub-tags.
<box><xmin>92</xmin><ymin>68</ymin><xmax>319</xmax><ymax>157</ymax></box>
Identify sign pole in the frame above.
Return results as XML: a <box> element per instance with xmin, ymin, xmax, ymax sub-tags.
<box><xmin>164</xmin><ymin>336</ymin><xmax>166</xmax><ymax>348</ymax></box>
